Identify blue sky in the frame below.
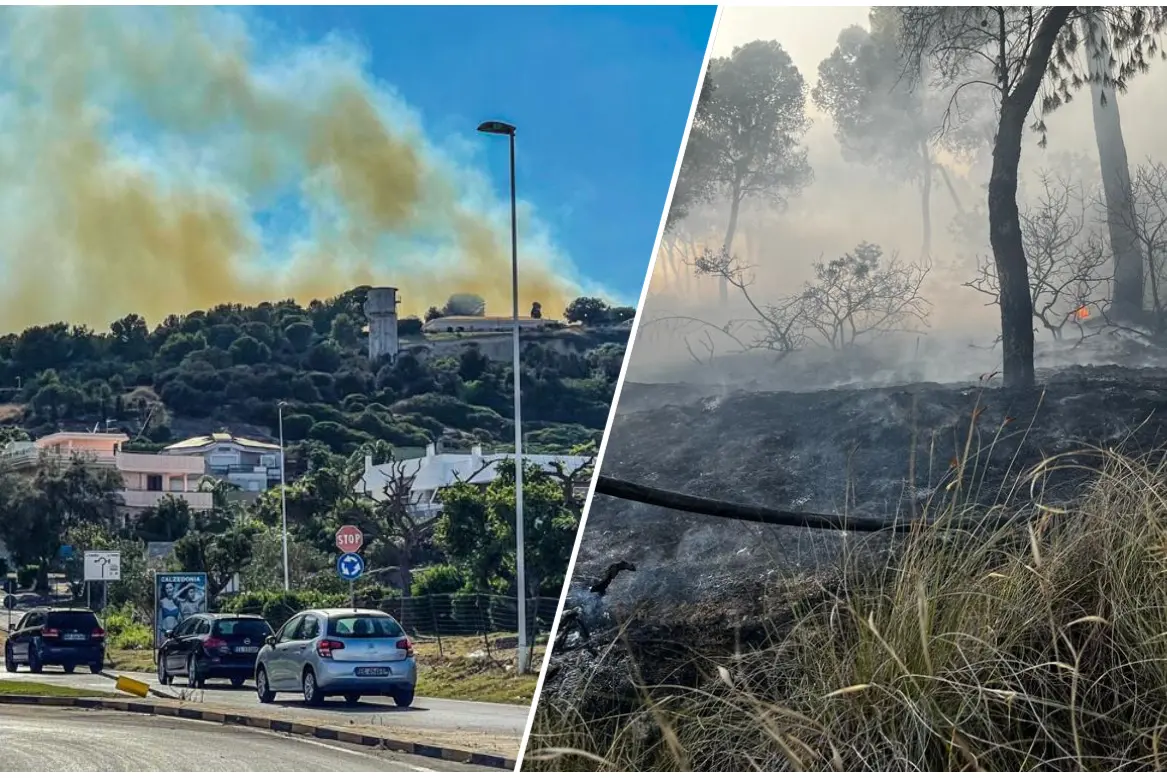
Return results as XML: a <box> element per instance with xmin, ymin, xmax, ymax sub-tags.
<box><xmin>261</xmin><ymin>5</ymin><xmax>716</xmax><ymax>304</ymax></box>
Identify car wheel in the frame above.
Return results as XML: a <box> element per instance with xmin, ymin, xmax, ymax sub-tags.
<box><xmin>301</xmin><ymin>669</ymin><xmax>324</xmax><ymax>706</ymax></box>
<box><xmin>3</xmin><ymin>645</ymin><xmax>16</xmax><ymax>673</ymax></box>
<box><xmin>62</xmin><ymin>664</ymin><xmax>75</xmax><ymax>674</ymax></box>
<box><xmin>89</xmin><ymin>661</ymin><xmax>104</xmax><ymax>675</ymax></box>
<box><xmin>28</xmin><ymin>646</ymin><xmax>42</xmax><ymax>674</ymax></box>
<box><xmin>230</xmin><ymin>677</ymin><xmax>245</xmax><ymax>689</ymax></box>
<box><xmin>392</xmin><ymin>688</ymin><xmax>415</xmax><ymax>708</ymax></box>
<box><xmin>157</xmin><ymin>658</ymin><xmax>170</xmax><ymax>686</ymax></box>
<box><xmin>343</xmin><ymin>693</ymin><xmax>361</xmax><ymax>704</ymax></box>
<box><xmin>256</xmin><ymin>667</ymin><xmax>276</xmax><ymax>703</ymax></box>
<box><xmin>187</xmin><ymin>656</ymin><xmax>203</xmax><ymax>689</ymax></box>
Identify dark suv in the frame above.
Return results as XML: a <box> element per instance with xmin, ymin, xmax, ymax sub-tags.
<box><xmin>4</xmin><ymin>608</ymin><xmax>106</xmax><ymax>674</ymax></box>
<box><xmin>157</xmin><ymin>613</ymin><xmax>273</xmax><ymax>688</ymax></box>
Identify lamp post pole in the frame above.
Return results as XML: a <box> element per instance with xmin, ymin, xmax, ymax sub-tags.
<box><xmin>278</xmin><ymin>401</ymin><xmax>289</xmax><ymax>592</ymax></box>
<box><xmin>478</xmin><ymin>119</ymin><xmax>528</xmax><ymax>674</ymax></box>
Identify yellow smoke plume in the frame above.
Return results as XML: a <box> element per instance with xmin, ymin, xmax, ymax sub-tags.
<box><xmin>0</xmin><ymin>7</ymin><xmax>578</xmax><ymax>333</ymax></box>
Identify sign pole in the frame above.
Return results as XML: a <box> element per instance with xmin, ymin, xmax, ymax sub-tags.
<box><xmin>335</xmin><ymin>525</ymin><xmax>365</xmax><ymax>610</ymax></box>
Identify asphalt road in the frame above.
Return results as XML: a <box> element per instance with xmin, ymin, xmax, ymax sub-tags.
<box><xmin>0</xmin><ymin>663</ymin><xmax>527</xmax><ymax>756</ymax></box>
<box><xmin>2</xmin><ymin>609</ymin><xmax>527</xmax><ymax>757</ymax></box>
<box><xmin>0</xmin><ymin>705</ymin><xmax>484</xmax><ymax>771</ymax></box>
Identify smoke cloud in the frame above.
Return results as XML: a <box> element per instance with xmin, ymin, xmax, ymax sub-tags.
<box><xmin>0</xmin><ymin>7</ymin><xmax>581</xmax><ymax>332</ymax></box>
<box><xmin>637</xmin><ymin>6</ymin><xmax>1167</xmax><ymax>385</ymax></box>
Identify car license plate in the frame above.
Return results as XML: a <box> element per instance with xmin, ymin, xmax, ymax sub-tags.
<box><xmin>62</xmin><ymin>633</ymin><xmax>86</xmax><ymax>641</ymax></box>
<box><xmin>233</xmin><ymin>646</ymin><xmax>260</xmax><ymax>653</ymax></box>
<box><xmin>354</xmin><ymin>667</ymin><xmax>391</xmax><ymax>677</ymax></box>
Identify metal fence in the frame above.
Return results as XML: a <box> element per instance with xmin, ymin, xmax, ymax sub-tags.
<box><xmin>374</xmin><ymin>592</ymin><xmax>561</xmax><ymax>644</ymax></box>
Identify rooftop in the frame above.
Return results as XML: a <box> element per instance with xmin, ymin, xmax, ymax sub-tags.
<box><xmin>425</xmin><ymin>315</ymin><xmax>550</xmax><ymax>324</ymax></box>
<box><xmin>164</xmin><ymin>433</ymin><xmax>281</xmax><ymax>452</ymax></box>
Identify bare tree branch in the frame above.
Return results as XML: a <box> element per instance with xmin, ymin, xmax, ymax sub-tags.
<box><xmin>965</xmin><ymin>171</ymin><xmax>1112</xmax><ymax>342</ymax></box>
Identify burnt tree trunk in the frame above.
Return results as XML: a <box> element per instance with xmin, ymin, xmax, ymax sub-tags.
<box><xmin>720</xmin><ymin>186</ymin><xmax>742</xmax><ymax>306</ymax></box>
<box><xmin>1085</xmin><ymin>20</ymin><xmax>1145</xmax><ymax>322</ymax></box>
<box><xmin>989</xmin><ymin>105</ymin><xmax>1036</xmax><ymax>389</ymax></box>
<box><xmin>987</xmin><ymin>7</ymin><xmax>1073</xmax><ymax>389</ymax></box>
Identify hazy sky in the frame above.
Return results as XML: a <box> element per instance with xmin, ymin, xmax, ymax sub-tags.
<box><xmin>714</xmin><ymin>6</ymin><xmax>869</xmax><ymax>79</ymax></box>
<box><xmin>644</xmin><ymin>4</ymin><xmax>1167</xmax><ymax>363</ymax></box>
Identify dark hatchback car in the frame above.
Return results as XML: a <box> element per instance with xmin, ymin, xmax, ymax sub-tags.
<box><xmin>157</xmin><ymin>613</ymin><xmax>274</xmax><ymax>688</ymax></box>
<box><xmin>4</xmin><ymin>608</ymin><xmax>106</xmax><ymax>674</ymax></box>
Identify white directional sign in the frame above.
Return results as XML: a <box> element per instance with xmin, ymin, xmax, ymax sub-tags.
<box><xmin>84</xmin><ymin>550</ymin><xmax>122</xmax><ymax>582</ymax></box>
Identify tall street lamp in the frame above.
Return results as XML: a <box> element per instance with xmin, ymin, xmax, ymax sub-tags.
<box><xmin>278</xmin><ymin>400</ymin><xmax>290</xmax><ymax>592</ymax></box>
<box><xmin>477</xmin><ymin>119</ymin><xmax>529</xmax><ymax>674</ymax></box>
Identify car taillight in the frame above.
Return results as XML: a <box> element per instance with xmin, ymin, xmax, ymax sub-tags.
<box><xmin>91</xmin><ymin>628</ymin><xmax>105</xmax><ymax>640</ymax></box>
<box><xmin>317</xmin><ymin>639</ymin><xmax>345</xmax><ymax>658</ymax></box>
<box><xmin>42</xmin><ymin>627</ymin><xmax>59</xmax><ymax>638</ymax></box>
<box><xmin>396</xmin><ymin>638</ymin><xmax>414</xmax><ymax>658</ymax></box>
<box><xmin>204</xmin><ymin>637</ymin><xmax>228</xmax><ymax>652</ymax></box>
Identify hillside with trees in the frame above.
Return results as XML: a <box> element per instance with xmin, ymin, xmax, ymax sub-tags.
<box><xmin>0</xmin><ymin>287</ymin><xmax>631</xmax><ymax>457</ymax></box>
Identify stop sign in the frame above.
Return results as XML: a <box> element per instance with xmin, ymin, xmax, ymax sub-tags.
<box><xmin>335</xmin><ymin>525</ymin><xmax>364</xmax><ymax>554</ymax></box>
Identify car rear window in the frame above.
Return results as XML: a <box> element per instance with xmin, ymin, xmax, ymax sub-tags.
<box><xmin>213</xmin><ymin>618</ymin><xmax>272</xmax><ymax>638</ymax></box>
<box><xmin>328</xmin><ymin>615</ymin><xmax>404</xmax><ymax>638</ymax></box>
<box><xmin>46</xmin><ymin>611</ymin><xmax>99</xmax><ymax>630</ymax></box>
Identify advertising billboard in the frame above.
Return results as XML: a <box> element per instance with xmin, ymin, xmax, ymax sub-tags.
<box><xmin>154</xmin><ymin>572</ymin><xmax>208</xmax><ymax>646</ymax></box>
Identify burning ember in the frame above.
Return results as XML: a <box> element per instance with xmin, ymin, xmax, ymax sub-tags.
<box><xmin>1076</xmin><ymin>305</ymin><xmax>1090</xmax><ymax>320</ymax></box>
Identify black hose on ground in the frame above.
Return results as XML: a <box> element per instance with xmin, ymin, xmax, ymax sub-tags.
<box><xmin>593</xmin><ymin>475</ymin><xmax>916</xmax><ymax>533</ymax></box>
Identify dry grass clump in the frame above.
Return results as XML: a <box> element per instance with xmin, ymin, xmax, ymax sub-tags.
<box><xmin>525</xmin><ymin>449</ymin><xmax>1167</xmax><ymax>771</ymax></box>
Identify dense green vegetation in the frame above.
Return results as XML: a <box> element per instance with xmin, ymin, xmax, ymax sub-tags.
<box><xmin>0</xmin><ymin>287</ymin><xmax>630</xmax><ymax>456</ymax></box>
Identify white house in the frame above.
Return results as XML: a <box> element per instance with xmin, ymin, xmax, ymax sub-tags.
<box><xmin>421</xmin><ymin>315</ymin><xmax>558</xmax><ymax>335</ymax></box>
<box><xmin>161</xmin><ymin>433</ymin><xmax>282</xmax><ymax>494</ymax></box>
<box><xmin>356</xmin><ymin>444</ymin><xmax>592</xmax><ymax>517</ymax></box>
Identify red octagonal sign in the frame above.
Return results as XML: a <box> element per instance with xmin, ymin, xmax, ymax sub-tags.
<box><xmin>335</xmin><ymin>525</ymin><xmax>364</xmax><ymax>554</ymax></box>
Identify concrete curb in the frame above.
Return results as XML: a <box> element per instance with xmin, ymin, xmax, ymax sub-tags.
<box><xmin>0</xmin><ymin>694</ymin><xmax>515</xmax><ymax>770</ymax></box>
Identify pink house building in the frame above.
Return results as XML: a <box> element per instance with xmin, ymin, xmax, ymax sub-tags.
<box><xmin>0</xmin><ymin>431</ymin><xmax>213</xmax><ymax>523</ymax></box>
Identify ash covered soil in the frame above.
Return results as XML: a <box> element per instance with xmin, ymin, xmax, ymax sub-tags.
<box><xmin>533</xmin><ymin>362</ymin><xmax>1167</xmax><ymax>728</ymax></box>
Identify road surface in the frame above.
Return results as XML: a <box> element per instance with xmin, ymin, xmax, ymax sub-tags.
<box><xmin>2</xmin><ymin>609</ymin><xmax>527</xmax><ymax>757</ymax></box>
<box><xmin>0</xmin><ymin>705</ymin><xmax>489</xmax><ymax>771</ymax></box>
<box><xmin>0</xmin><ymin>663</ymin><xmax>526</xmax><ymax>757</ymax></box>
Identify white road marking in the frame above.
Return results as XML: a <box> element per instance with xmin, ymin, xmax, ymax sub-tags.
<box><xmin>250</xmin><ymin>729</ymin><xmax>435</xmax><ymax>772</ymax></box>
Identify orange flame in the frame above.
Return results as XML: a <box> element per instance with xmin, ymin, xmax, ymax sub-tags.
<box><xmin>1076</xmin><ymin>306</ymin><xmax>1090</xmax><ymax>320</ymax></box>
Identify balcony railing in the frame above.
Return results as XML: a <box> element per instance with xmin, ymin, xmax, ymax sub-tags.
<box><xmin>209</xmin><ymin>463</ymin><xmax>280</xmax><ymax>476</ymax></box>
<box><xmin>408</xmin><ymin>503</ymin><xmax>442</xmax><ymax>520</ymax></box>
<box><xmin>0</xmin><ymin>448</ymin><xmax>205</xmax><ymax>476</ymax></box>
<box><xmin>117</xmin><ymin>452</ymin><xmax>204</xmax><ymax>475</ymax></box>
<box><xmin>0</xmin><ymin>449</ymin><xmax>118</xmax><ymax>470</ymax></box>
<box><xmin>119</xmin><ymin>489</ymin><xmax>214</xmax><ymax>510</ymax></box>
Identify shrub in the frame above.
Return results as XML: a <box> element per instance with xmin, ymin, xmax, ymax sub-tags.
<box><xmin>101</xmin><ymin>604</ymin><xmax>153</xmax><ymax>651</ymax></box>
<box><xmin>411</xmin><ymin>564</ymin><xmax>465</xmax><ymax>596</ymax></box>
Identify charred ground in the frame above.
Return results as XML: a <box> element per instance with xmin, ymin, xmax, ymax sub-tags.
<box><xmin>531</xmin><ymin>359</ymin><xmax>1167</xmax><ymax>744</ymax></box>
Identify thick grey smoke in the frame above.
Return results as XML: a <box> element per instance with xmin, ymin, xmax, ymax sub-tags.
<box><xmin>634</xmin><ymin>7</ymin><xmax>1167</xmax><ymax>389</ymax></box>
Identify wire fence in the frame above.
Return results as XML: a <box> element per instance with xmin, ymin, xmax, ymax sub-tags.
<box><xmin>224</xmin><ymin>590</ymin><xmax>562</xmax><ymax>652</ymax></box>
<box><xmin>375</xmin><ymin>592</ymin><xmax>561</xmax><ymax>644</ymax></box>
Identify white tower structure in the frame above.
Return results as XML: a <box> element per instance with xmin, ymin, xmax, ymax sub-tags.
<box><xmin>364</xmin><ymin>287</ymin><xmax>400</xmax><ymax>361</ymax></box>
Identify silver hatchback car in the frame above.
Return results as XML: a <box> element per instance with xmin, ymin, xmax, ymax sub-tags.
<box><xmin>254</xmin><ymin>608</ymin><xmax>417</xmax><ymax>707</ymax></box>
